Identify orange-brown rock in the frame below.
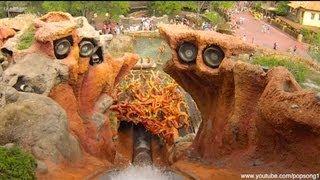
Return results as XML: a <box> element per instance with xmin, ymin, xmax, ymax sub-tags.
<box><xmin>159</xmin><ymin>24</ymin><xmax>320</xmax><ymax>173</ymax></box>
<box><xmin>1</xmin><ymin>12</ymin><xmax>138</xmax><ymax>178</ymax></box>
<box><xmin>32</xmin><ymin>12</ymin><xmax>139</xmax><ymax>161</ymax></box>
<box><xmin>0</xmin><ymin>26</ymin><xmax>15</xmax><ymax>47</ymax></box>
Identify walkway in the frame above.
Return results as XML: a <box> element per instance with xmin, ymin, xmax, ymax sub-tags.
<box><xmin>231</xmin><ymin>11</ymin><xmax>311</xmax><ymax>59</ymax></box>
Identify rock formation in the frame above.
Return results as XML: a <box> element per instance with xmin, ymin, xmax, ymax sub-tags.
<box><xmin>1</xmin><ymin>11</ymin><xmax>319</xmax><ymax>178</ymax></box>
<box><xmin>0</xmin><ymin>11</ymin><xmax>138</xmax><ymax>177</ymax></box>
<box><xmin>159</xmin><ymin>24</ymin><xmax>320</xmax><ymax>173</ymax></box>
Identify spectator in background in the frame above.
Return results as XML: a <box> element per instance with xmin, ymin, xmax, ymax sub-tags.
<box><xmin>115</xmin><ymin>23</ymin><xmax>121</xmax><ymax>35</ymax></box>
<box><xmin>102</xmin><ymin>24</ymin><xmax>108</xmax><ymax>34</ymax></box>
<box><xmin>150</xmin><ymin>19</ymin><xmax>155</xmax><ymax>31</ymax></box>
<box><xmin>273</xmin><ymin>42</ymin><xmax>278</xmax><ymax>50</ymax></box>
<box><xmin>293</xmin><ymin>45</ymin><xmax>297</xmax><ymax>53</ymax></box>
<box><xmin>242</xmin><ymin>34</ymin><xmax>247</xmax><ymax>42</ymax></box>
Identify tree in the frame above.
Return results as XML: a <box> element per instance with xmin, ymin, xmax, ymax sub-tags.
<box><xmin>69</xmin><ymin>1</ymin><xmax>130</xmax><ymax>20</ymax></box>
<box><xmin>70</xmin><ymin>1</ymin><xmax>101</xmax><ymax>17</ymax></box>
<box><xmin>181</xmin><ymin>1</ymin><xmax>198</xmax><ymax>12</ymax></box>
<box><xmin>211</xmin><ymin>1</ymin><xmax>236</xmax><ymax>10</ymax></box>
<box><xmin>253</xmin><ymin>2</ymin><xmax>263</xmax><ymax>12</ymax></box>
<box><xmin>41</xmin><ymin>1</ymin><xmax>70</xmax><ymax>13</ymax></box>
<box><xmin>25</xmin><ymin>1</ymin><xmax>44</xmax><ymax>15</ymax></box>
<box><xmin>0</xmin><ymin>1</ymin><xmax>131</xmax><ymax>22</ymax></box>
<box><xmin>275</xmin><ymin>1</ymin><xmax>290</xmax><ymax>16</ymax></box>
<box><xmin>149</xmin><ymin>1</ymin><xmax>183</xmax><ymax>16</ymax></box>
<box><xmin>107</xmin><ymin>1</ymin><xmax>131</xmax><ymax>20</ymax></box>
<box><xmin>204</xmin><ymin>11</ymin><xmax>223</xmax><ymax>25</ymax></box>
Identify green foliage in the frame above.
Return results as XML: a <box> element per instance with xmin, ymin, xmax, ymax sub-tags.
<box><xmin>309</xmin><ymin>46</ymin><xmax>320</xmax><ymax>63</ymax></box>
<box><xmin>3</xmin><ymin>1</ymin><xmax>130</xmax><ymax>20</ymax></box>
<box><xmin>314</xmin><ymin>33</ymin><xmax>320</xmax><ymax>47</ymax></box>
<box><xmin>181</xmin><ymin>1</ymin><xmax>198</xmax><ymax>12</ymax></box>
<box><xmin>0</xmin><ymin>146</ymin><xmax>36</xmax><ymax>179</ymax></box>
<box><xmin>70</xmin><ymin>1</ymin><xmax>130</xmax><ymax>19</ymax></box>
<box><xmin>253</xmin><ymin>55</ymin><xmax>310</xmax><ymax>83</ymax></box>
<box><xmin>149</xmin><ymin>1</ymin><xmax>183</xmax><ymax>16</ymax></box>
<box><xmin>0</xmin><ymin>1</ymin><xmax>34</xmax><ymax>17</ymax></box>
<box><xmin>42</xmin><ymin>1</ymin><xmax>70</xmax><ymax>12</ymax></box>
<box><xmin>301</xmin><ymin>29</ymin><xmax>320</xmax><ymax>62</ymax></box>
<box><xmin>211</xmin><ymin>1</ymin><xmax>235</xmax><ymax>10</ymax></box>
<box><xmin>108</xmin><ymin>1</ymin><xmax>131</xmax><ymax>21</ymax></box>
<box><xmin>253</xmin><ymin>2</ymin><xmax>263</xmax><ymax>12</ymax></box>
<box><xmin>301</xmin><ymin>28</ymin><xmax>314</xmax><ymax>44</ymax></box>
<box><xmin>0</xmin><ymin>1</ymin><xmax>131</xmax><ymax>20</ymax></box>
<box><xmin>275</xmin><ymin>1</ymin><xmax>290</xmax><ymax>16</ymax></box>
<box><xmin>17</xmin><ymin>24</ymin><xmax>35</xmax><ymax>50</ymax></box>
<box><xmin>25</xmin><ymin>1</ymin><xmax>44</xmax><ymax>15</ymax></box>
<box><xmin>204</xmin><ymin>11</ymin><xmax>223</xmax><ymax>25</ymax></box>
<box><xmin>301</xmin><ymin>28</ymin><xmax>320</xmax><ymax>46</ymax></box>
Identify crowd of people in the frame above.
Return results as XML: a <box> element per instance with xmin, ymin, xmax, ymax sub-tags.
<box><xmin>141</xmin><ymin>17</ymin><xmax>156</xmax><ymax>31</ymax></box>
<box><xmin>97</xmin><ymin>13</ymin><xmax>220</xmax><ymax>35</ymax></box>
<box><xmin>169</xmin><ymin>15</ymin><xmax>196</xmax><ymax>29</ymax></box>
<box><xmin>101</xmin><ymin>21</ymin><xmax>124</xmax><ymax>35</ymax></box>
<box><xmin>261</xmin><ymin>24</ymin><xmax>271</xmax><ymax>33</ymax></box>
<box><xmin>123</xmin><ymin>16</ymin><xmax>157</xmax><ymax>32</ymax></box>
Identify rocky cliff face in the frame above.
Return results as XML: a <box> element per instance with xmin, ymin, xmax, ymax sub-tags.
<box><xmin>159</xmin><ymin>24</ymin><xmax>320</xmax><ymax>172</ymax></box>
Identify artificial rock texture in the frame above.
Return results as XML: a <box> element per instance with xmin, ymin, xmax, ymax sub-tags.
<box><xmin>0</xmin><ymin>11</ymin><xmax>139</xmax><ymax>178</ymax></box>
<box><xmin>159</xmin><ymin>24</ymin><xmax>320</xmax><ymax>172</ymax></box>
<box><xmin>0</xmin><ymin>92</ymin><xmax>82</xmax><ymax>163</ymax></box>
<box><xmin>0</xmin><ymin>26</ymin><xmax>15</xmax><ymax>47</ymax></box>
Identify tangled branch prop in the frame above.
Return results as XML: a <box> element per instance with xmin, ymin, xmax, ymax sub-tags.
<box><xmin>110</xmin><ymin>70</ymin><xmax>190</xmax><ymax>145</ymax></box>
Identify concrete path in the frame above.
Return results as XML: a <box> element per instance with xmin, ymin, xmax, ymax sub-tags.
<box><xmin>231</xmin><ymin>11</ymin><xmax>311</xmax><ymax>59</ymax></box>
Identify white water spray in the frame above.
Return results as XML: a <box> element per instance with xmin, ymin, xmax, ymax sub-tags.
<box><xmin>104</xmin><ymin>165</ymin><xmax>183</xmax><ymax>180</ymax></box>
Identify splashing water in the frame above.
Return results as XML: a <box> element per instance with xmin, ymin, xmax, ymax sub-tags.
<box><xmin>100</xmin><ymin>165</ymin><xmax>184</xmax><ymax>180</ymax></box>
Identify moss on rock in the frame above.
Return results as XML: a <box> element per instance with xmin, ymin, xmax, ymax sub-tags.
<box><xmin>0</xmin><ymin>146</ymin><xmax>36</xmax><ymax>179</ymax></box>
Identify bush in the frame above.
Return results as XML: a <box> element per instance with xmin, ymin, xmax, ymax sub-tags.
<box><xmin>253</xmin><ymin>2</ymin><xmax>263</xmax><ymax>12</ymax></box>
<box><xmin>275</xmin><ymin>1</ymin><xmax>290</xmax><ymax>16</ymax></box>
<box><xmin>17</xmin><ymin>25</ymin><xmax>35</xmax><ymax>50</ymax></box>
<box><xmin>149</xmin><ymin>1</ymin><xmax>183</xmax><ymax>16</ymax></box>
<box><xmin>203</xmin><ymin>11</ymin><xmax>223</xmax><ymax>25</ymax></box>
<box><xmin>309</xmin><ymin>46</ymin><xmax>320</xmax><ymax>63</ymax></box>
<box><xmin>0</xmin><ymin>146</ymin><xmax>37</xmax><ymax>179</ymax></box>
<box><xmin>253</xmin><ymin>55</ymin><xmax>310</xmax><ymax>83</ymax></box>
<box><xmin>301</xmin><ymin>28</ymin><xmax>314</xmax><ymax>44</ymax></box>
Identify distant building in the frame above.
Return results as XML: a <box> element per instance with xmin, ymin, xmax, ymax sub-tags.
<box><xmin>288</xmin><ymin>1</ymin><xmax>320</xmax><ymax>27</ymax></box>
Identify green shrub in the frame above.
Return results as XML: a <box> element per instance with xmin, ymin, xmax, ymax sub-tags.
<box><xmin>0</xmin><ymin>146</ymin><xmax>36</xmax><ymax>179</ymax></box>
<box><xmin>275</xmin><ymin>1</ymin><xmax>290</xmax><ymax>16</ymax></box>
<box><xmin>149</xmin><ymin>1</ymin><xmax>183</xmax><ymax>16</ymax></box>
<box><xmin>253</xmin><ymin>55</ymin><xmax>310</xmax><ymax>83</ymax></box>
<box><xmin>309</xmin><ymin>46</ymin><xmax>320</xmax><ymax>63</ymax></box>
<box><xmin>301</xmin><ymin>28</ymin><xmax>314</xmax><ymax>44</ymax></box>
<box><xmin>17</xmin><ymin>25</ymin><xmax>35</xmax><ymax>50</ymax></box>
<box><xmin>253</xmin><ymin>2</ymin><xmax>263</xmax><ymax>12</ymax></box>
<box><xmin>204</xmin><ymin>11</ymin><xmax>223</xmax><ymax>25</ymax></box>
